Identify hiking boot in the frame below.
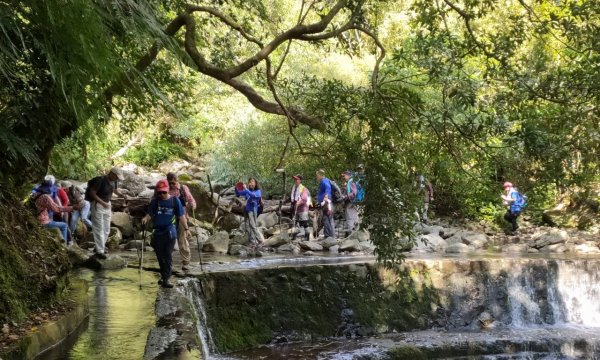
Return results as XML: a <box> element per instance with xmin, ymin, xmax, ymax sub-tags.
<box><xmin>161</xmin><ymin>281</ymin><xmax>174</xmax><ymax>289</ymax></box>
<box><xmin>95</xmin><ymin>252</ymin><xmax>107</xmax><ymax>260</ymax></box>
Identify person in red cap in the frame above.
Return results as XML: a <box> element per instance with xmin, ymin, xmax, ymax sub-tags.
<box><xmin>290</xmin><ymin>174</ymin><xmax>311</xmax><ymax>241</ymax></box>
<box><xmin>501</xmin><ymin>181</ymin><xmax>523</xmax><ymax>234</ymax></box>
<box><xmin>142</xmin><ymin>179</ymin><xmax>190</xmax><ymax>288</ymax></box>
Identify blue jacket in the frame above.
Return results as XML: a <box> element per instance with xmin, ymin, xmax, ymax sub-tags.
<box><xmin>509</xmin><ymin>190</ymin><xmax>523</xmax><ymax>213</ymax></box>
<box><xmin>235</xmin><ymin>188</ymin><xmax>262</xmax><ymax>214</ymax></box>
<box><xmin>317</xmin><ymin>177</ymin><xmax>332</xmax><ymax>203</ymax></box>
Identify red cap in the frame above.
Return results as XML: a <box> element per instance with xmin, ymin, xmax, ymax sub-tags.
<box><xmin>503</xmin><ymin>181</ymin><xmax>513</xmax><ymax>189</ymax></box>
<box><xmin>156</xmin><ymin>179</ymin><xmax>169</xmax><ymax>192</ymax></box>
<box><xmin>235</xmin><ymin>182</ymin><xmax>245</xmax><ymax>191</ymax></box>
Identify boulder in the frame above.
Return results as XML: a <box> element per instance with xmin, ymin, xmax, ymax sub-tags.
<box><xmin>111</xmin><ymin>212</ymin><xmax>134</xmax><ymax>238</ymax></box>
<box><xmin>125</xmin><ymin>240</ymin><xmax>144</xmax><ymax>250</ymax></box>
<box><xmin>540</xmin><ymin>243</ymin><xmax>567</xmax><ymax>253</ymax></box>
<box><xmin>277</xmin><ymin>243</ymin><xmax>300</xmax><ymax>254</ymax></box>
<box><xmin>463</xmin><ymin>233</ymin><xmax>488</xmax><ymax>247</ymax></box>
<box><xmin>414</xmin><ymin>223</ymin><xmax>443</xmax><ymax>236</ymax></box>
<box><xmin>190</xmin><ymin>227</ymin><xmax>210</xmax><ymax>244</ymax></box>
<box><xmin>440</xmin><ymin>227</ymin><xmax>461</xmax><ymax>239</ymax></box>
<box><xmin>329</xmin><ymin>245</ymin><xmax>340</xmax><ymax>254</ymax></box>
<box><xmin>502</xmin><ymin>244</ymin><xmax>528</xmax><ymax>253</ymax></box>
<box><xmin>106</xmin><ymin>227</ymin><xmax>123</xmax><ymax>250</ymax></box>
<box><xmin>339</xmin><ymin>239</ymin><xmax>361</xmax><ymax>252</ymax></box>
<box><xmin>84</xmin><ymin>254</ymin><xmax>127</xmax><ymax>270</ymax></box>
<box><xmin>445</xmin><ymin>243</ymin><xmax>471</xmax><ymax>254</ymax></box>
<box><xmin>359</xmin><ymin>241</ymin><xmax>376</xmax><ymax>252</ymax></box>
<box><xmin>263</xmin><ymin>234</ymin><xmax>288</xmax><ymax>248</ymax></box>
<box><xmin>573</xmin><ymin>242</ymin><xmax>600</xmax><ymax>254</ymax></box>
<box><xmin>202</xmin><ymin>231</ymin><xmax>230</xmax><ymax>253</ymax></box>
<box><xmin>229</xmin><ymin>244</ymin><xmax>251</xmax><ymax>256</ymax></box>
<box><xmin>218</xmin><ymin>213</ymin><xmax>243</xmax><ymax>232</ymax></box>
<box><xmin>534</xmin><ymin>229</ymin><xmax>569</xmax><ymax>248</ymax></box>
<box><xmin>445</xmin><ymin>230</ymin><xmax>468</xmax><ymax>245</ymax></box>
<box><xmin>230</xmin><ymin>233</ymin><xmax>249</xmax><ymax>246</ymax></box>
<box><xmin>346</xmin><ymin>229</ymin><xmax>370</xmax><ymax>242</ymax></box>
<box><xmin>120</xmin><ymin>171</ymin><xmax>148</xmax><ymax>197</ymax></box>
<box><xmin>320</xmin><ymin>237</ymin><xmax>339</xmax><ymax>249</ymax></box>
<box><xmin>299</xmin><ymin>241</ymin><xmax>323</xmax><ymax>251</ymax></box>
<box><xmin>413</xmin><ymin>234</ymin><xmax>447</xmax><ymax>253</ymax></box>
<box><xmin>66</xmin><ymin>243</ymin><xmax>90</xmax><ymax>266</ymax></box>
<box><xmin>257</xmin><ymin>212</ymin><xmax>279</xmax><ymax>229</ymax></box>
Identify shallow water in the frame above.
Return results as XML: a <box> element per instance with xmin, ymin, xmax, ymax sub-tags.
<box><xmin>39</xmin><ymin>268</ymin><xmax>159</xmax><ymax>360</ymax></box>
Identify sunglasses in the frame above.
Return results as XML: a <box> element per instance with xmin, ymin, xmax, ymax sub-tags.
<box><xmin>158</xmin><ymin>191</ymin><xmax>168</xmax><ymax>195</ymax></box>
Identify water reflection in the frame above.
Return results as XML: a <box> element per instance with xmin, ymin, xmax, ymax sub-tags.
<box><xmin>40</xmin><ymin>268</ymin><xmax>159</xmax><ymax>360</ymax></box>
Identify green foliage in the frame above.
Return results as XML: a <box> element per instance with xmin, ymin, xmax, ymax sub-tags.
<box><xmin>124</xmin><ymin>138</ymin><xmax>186</xmax><ymax>168</ymax></box>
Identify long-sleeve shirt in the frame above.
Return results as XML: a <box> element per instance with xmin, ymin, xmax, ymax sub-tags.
<box><xmin>290</xmin><ymin>184</ymin><xmax>309</xmax><ymax>213</ymax></box>
<box><xmin>57</xmin><ymin>188</ymin><xmax>69</xmax><ymax>207</ymax></box>
<box><xmin>320</xmin><ymin>198</ymin><xmax>333</xmax><ymax>216</ymax></box>
<box><xmin>343</xmin><ymin>180</ymin><xmax>357</xmax><ymax>203</ymax></box>
<box><xmin>317</xmin><ymin>178</ymin><xmax>332</xmax><ymax>203</ymax></box>
<box><xmin>35</xmin><ymin>194</ymin><xmax>72</xmax><ymax>225</ymax></box>
<box><xmin>235</xmin><ymin>188</ymin><xmax>262</xmax><ymax>214</ymax></box>
<box><xmin>168</xmin><ymin>184</ymin><xmax>196</xmax><ymax>213</ymax></box>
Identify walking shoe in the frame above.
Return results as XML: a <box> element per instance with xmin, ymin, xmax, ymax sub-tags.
<box><xmin>158</xmin><ymin>279</ymin><xmax>163</xmax><ymax>285</ymax></box>
<box><xmin>161</xmin><ymin>281</ymin><xmax>174</xmax><ymax>288</ymax></box>
<box><xmin>94</xmin><ymin>252</ymin><xmax>107</xmax><ymax>260</ymax></box>
<box><xmin>182</xmin><ymin>264</ymin><xmax>190</xmax><ymax>271</ymax></box>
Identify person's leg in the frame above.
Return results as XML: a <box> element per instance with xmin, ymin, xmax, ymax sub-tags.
<box><xmin>81</xmin><ymin>200</ymin><xmax>92</xmax><ymax>228</ymax></box>
<box><xmin>422</xmin><ymin>202</ymin><xmax>429</xmax><ymax>223</ymax></box>
<box><xmin>324</xmin><ymin>214</ymin><xmax>334</xmax><ymax>238</ymax></box>
<box><xmin>346</xmin><ymin>205</ymin><xmax>358</xmax><ymax>233</ymax></box>
<box><xmin>163</xmin><ymin>230</ymin><xmax>177</xmax><ymax>282</ymax></box>
<box><xmin>70</xmin><ymin>210</ymin><xmax>80</xmax><ymax>234</ymax></box>
<box><xmin>177</xmin><ymin>221</ymin><xmax>191</xmax><ymax>267</ymax></box>
<box><xmin>91</xmin><ymin>204</ymin><xmax>104</xmax><ymax>253</ymax></box>
<box><xmin>46</xmin><ymin>221</ymin><xmax>68</xmax><ymax>243</ymax></box>
<box><xmin>512</xmin><ymin>212</ymin><xmax>520</xmax><ymax>231</ymax></box>
<box><xmin>101</xmin><ymin>206</ymin><xmax>111</xmax><ymax>253</ymax></box>
<box><xmin>248</xmin><ymin>211</ymin><xmax>263</xmax><ymax>245</ymax></box>
<box><xmin>153</xmin><ymin>233</ymin><xmax>166</xmax><ymax>280</ymax></box>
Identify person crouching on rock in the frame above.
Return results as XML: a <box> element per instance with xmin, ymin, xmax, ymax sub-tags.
<box><xmin>142</xmin><ymin>179</ymin><xmax>190</xmax><ymax>288</ymax></box>
<box><xmin>34</xmin><ymin>183</ymin><xmax>78</xmax><ymax>244</ymax></box>
<box><xmin>235</xmin><ymin>177</ymin><xmax>264</xmax><ymax>248</ymax></box>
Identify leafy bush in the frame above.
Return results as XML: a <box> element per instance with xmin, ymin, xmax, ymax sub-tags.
<box><xmin>124</xmin><ymin>138</ymin><xmax>185</xmax><ymax>168</ymax></box>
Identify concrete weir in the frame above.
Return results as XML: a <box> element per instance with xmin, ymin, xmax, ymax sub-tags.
<box><xmin>143</xmin><ymin>255</ymin><xmax>600</xmax><ymax>359</ymax></box>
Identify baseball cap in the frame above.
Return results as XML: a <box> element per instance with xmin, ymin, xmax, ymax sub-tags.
<box><xmin>292</xmin><ymin>174</ymin><xmax>303</xmax><ymax>181</ymax></box>
<box><xmin>110</xmin><ymin>167</ymin><xmax>124</xmax><ymax>181</ymax></box>
<box><xmin>342</xmin><ymin>170</ymin><xmax>352</xmax><ymax>176</ymax></box>
<box><xmin>156</xmin><ymin>179</ymin><xmax>169</xmax><ymax>192</ymax></box>
<box><xmin>503</xmin><ymin>181</ymin><xmax>513</xmax><ymax>189</ymax></box>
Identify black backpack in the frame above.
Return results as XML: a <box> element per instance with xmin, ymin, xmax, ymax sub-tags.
<box><xmin>329</xmin><ymin>180</ymin><xmax>344</xmax><ymax>203</ymax></box>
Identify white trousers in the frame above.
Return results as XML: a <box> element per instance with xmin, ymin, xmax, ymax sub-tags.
<box><xmin>91</xmin><ymin>202</ymin><xmax>111</xmax><ymax>253</ymax></box>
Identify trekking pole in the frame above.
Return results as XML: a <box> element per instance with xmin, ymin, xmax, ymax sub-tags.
<box><xmin>193</xmin><ymin>208</ymin><xmax>203</xmax><ymax>272</ymax></box>
<box><xmin>139</xmin><ymin>223</ymin><xmax>146</xmax><ymax>290</ymax></box>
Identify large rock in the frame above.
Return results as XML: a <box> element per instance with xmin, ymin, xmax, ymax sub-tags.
<box><xmin>202</xmin><ymin>231</ymin><xmax>230</xmax><ymax>253</ymax></box>
<box><xmin>413</xmin><ymin>234</ymin><xmax>447</xmax><ymax>253</ymax></box>
<box><xmin>111</xmin><ymin>212</ymin><xmax>134</xmax><ymax>238</ymax></box>
<box><xmin>346</xmin><ymin>229</ymin><xmax>370</xmax><ymax>242</ymax></box>
<box><xmin>257</xmin><ymin>212</ymin><xmax>279</xmax><ymax>229</ymax></box>
<box><xmin>329</xmin><ymin>245</ymin><xmax>340</xmax><ymax>254</ymax></box>
<box><xmin>125</xmin><ymin>240</ymin><xmax>144</xmax><ymax>250</ymax></box>
<box><xmin>218</xmin><ymin>213</ymin><xmax>243</xmax><ymax>232</ymax></box>
<box><xmin>106</xmin><ymin>227</ymin><xmax>123</xmax><ymax>250</ymax></box>
<box><xmin>230</xmin><ymin>233</ymin><xmax>249</xmax><ymax>246</ymax></box>
<box><xmin>190</xmin><ymin>227</ymin><xmax>210</xmax><ymax>244</ymax></box>
<box><xmin>339</xmin><ymin>239</ymin><xmax>361</xmax><ymax>252</ymax></box>
<box><xmin>299</xmin><ymin>241</ymin><xmax>323</xmax><ymax>251</ymax></box>
<box><xmin>573</xmin><ymin>242</ymin><xmax>600</xmax><ymax>254</ymax></box>
<box><xmin>440</xmin><ymin>227</ymin><xmax>461</xmax><ymax>239</ymax></box>
<box><xmin>120</xmin><ymin>170</ymin><xmax>148</xmax><ymax>197</ymax></box>
<box><xmin>359</xmin><ymin>241</ymin><xmax>376</xmax><ymax>252</ymax></box>
<box><xmin>414</xmin><ymin>223</ymin><xmax>443</xmax><ymax>236</ymax></box>
<box><xmin>84</xmin><ymin>254</ymin><xmax>127</xmax><ymax>270</ymax></box>
<box><xmin>67</xmin><ymin>243</ymin><xmax>90</xmax><ymax>266</ymax></box>
<box><xmin>463</xmin><ymin>233</ymin><xmax>488</xmax><ymax>249</ymax></box>
<box><xmin>539</xmin><ymin>243</ymin><xmax>567</xmax><ymax>253</ymax></box>
<box><xmin>445</xmin><ymin>243</ymin><xmax>471</xmax><ymax>254</ymax></box>
<box><xmin>263</xmin><ymin>234</ymin><xmax>288</xmax><ymax>248</ymax></box>
<box><xmin>320</xmin><ymin>237</ymin><xmax>339</xmax><ymax>249</ymax></box>
<box><xmin>534</xmin><ymin>229</ymin><xmax>569</xmax><ymax>248</ymax></box>
<box><xmin>229</xmin><ymin>244</ymin><xmax>251</xmax><ymax>256</ymax></box>
<box><xmin>277</xmin><ymin>243</ymin><xmax>300</xmax><ymax>254</ymax></box>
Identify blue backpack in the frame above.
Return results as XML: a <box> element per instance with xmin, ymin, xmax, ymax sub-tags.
<box><xmin>350</xmin><ymin>175</ymin><xmax>365</xmax><ymax>203</ymax></box>
<box><xmin>513</xmin><ymin>190</ymin><xmax>527</xmax><ymax>209</ymax></box>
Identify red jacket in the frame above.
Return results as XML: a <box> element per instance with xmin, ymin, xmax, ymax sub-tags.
<box><xmin>57</xmin><ymin>188</ymin><xmax>69</xmax><ymax>206</ymax></box>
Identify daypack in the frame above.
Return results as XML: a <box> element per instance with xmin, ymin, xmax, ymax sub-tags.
<box><xmin>514</xmin><ymin>190</ymin><xmax>527</xmax><ymax>209</ymax></box>
<box><xmin>68</xmin><ymin>185</ymin><xmax>84</xmax><ymax>204</ymax></box>
<box><xmin>329</xmin><ymin>180</ymin><xmax>344</xmax><ymax>203</ymax></box>
<box><xmin>26</xmin><ymin>192</ymin><xmax>44</xmax><ymax>216</ymax></box>
<box><xmin>349</xmin><ymin>176</ymin><xmax>365</xmax><ymax>203</ymax></box>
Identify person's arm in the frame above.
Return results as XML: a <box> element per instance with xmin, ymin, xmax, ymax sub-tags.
<box><xmin>317</xmin><ymin>180</ymin><xmax>325</xmax><ymax>203</ymax></box>
<box><xmin>346</xmin><ymin>182</ymin><xmax>357</xmax><ymax>202</ymax></box>
<box><xmin>175</xmin><ymin>198</ymin><xmax>191</xmax><ymax>238</ymax></box>
<box><xmin>183</xmin><ymin>185</ymin><xmax>196</xmax><ymax>210</ymax></box>
<box><xmin>142</xmin><ymin>199</ymin><xmax>155</xmax><ymax>224</ymax></box>
<box><xmin>297</xmin><ymin>188</ymin><xmax>308</xmax><ymax>207</ymax></box>
<box><xmin>427</xmin><ymin>182</ymin><xmax>434</xmax><ymax>201</ymax></box>
<box><xmin>44</xmin><ymin>195</ymin><xmax>73</xmax><ymax>213</ymax></box>
<box><xmin>89</xmin><ymin>188</ymin><xmax>110</xmax><ymax>209</ymax></box>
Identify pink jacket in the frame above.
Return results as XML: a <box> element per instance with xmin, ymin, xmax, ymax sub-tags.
<box><xmin>35</xmin><ymin>194</ymin><xmax>72</xmax><ymax>225</ymax></box>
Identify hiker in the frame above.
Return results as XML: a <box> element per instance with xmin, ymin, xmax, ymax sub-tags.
<box><xmin>235</xmin><ymin>177</ymin><xmax>264</xmax><ymax>247</ymax></box>
<box><xmin>55</xmin><ymin>180</ymin><xmax>70</xmax><ymax>222</ymax></box>
<box><xmin>33</xmin><ymin>175</ymin><xmax>61</xmax><ymax>219</ymax></box>
<box><xmin>142</xmin><ymin>179</ymin><xmax>190</xmax><ymax>288</ymax></box>
<box><xmin>341</xmin><ymin>170</ymin><xmax>358</xmax><ymax>237</ymax></box>
<box><xmin>61</xmin><ymin>181</ymin><xmax>92</xmax><ymax>238</ymax></box>
<box><xmin>33</xmin><ymin>183</ymin><xmax>77</xmax><ymax>244</ymax></box>
<box><xmin>316</xmin><ymin>169</ymin><xmax>335</xmax><ymax>238</ymax></box>
<box><xmin>501</xmin><ymin>182</ymin><xmax>523</xmax><ymax>233</ymax></box>
<box><xmin>290</xmin><ymin>174</ymin><xmax>311</xmax><ymax>241</ymax></box>
<box><xmin>166</xmin><ymin>172</ymin><xmax>196</xmax><ymax>271</ymax></box>
<box><xmin>86</xmin><ymin>167</ymin><xmax>124</xmax><ymax>259</ymax></box>
<box><xmin>416</xmin><ymin>173</ymin><xmax>434</xmax><ymax>223</ymax></box>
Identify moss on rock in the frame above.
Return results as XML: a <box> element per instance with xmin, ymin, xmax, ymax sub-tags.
<box><xmin>0</xmin><ymin>194</ymin><xmax>71</xmax><ymax>322</ymax></box>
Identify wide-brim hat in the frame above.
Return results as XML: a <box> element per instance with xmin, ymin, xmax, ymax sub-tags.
<box><xmin>110</xmin><ymin>167</ymin><xmax>125</xmax><ymax>181</ymax></box>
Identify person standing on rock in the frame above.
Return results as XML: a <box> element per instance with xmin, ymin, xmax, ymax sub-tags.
<box><xmin>86</xmin><ymin>167</ymin><xmax>124</xmax><ymax>259</ymax></box>
<box><xmin>316</xmin><ymin>170</ymin><xmax>335</xmax><ymax>238</ymax></box>
<box><xmin>235</xmin><ymin>177</ymin><xmax>264</xmax><ymax>247</ymax></box>
<box><xmin>142</xmin><ymin>180</ymin><xmax>190</xmax><ymax>288</ymax></box>
<box><xmin>290</xmin><ymin>174</ymin><xmax>311</xmax><ymax>241</ymax></box>
<box><xmin>415</xmin><ymin>173</ymin><xmax>434</xmax><ymax>224</ymax></box>
<box><xmin>341</xmin><ymin>170</ymin><xmax>358</xmax><ymax>237</ymax></box>
<box><xmin>501</xmin><ymin>182</ymin><xmax>523</xmax><ymax>234</ymax></box>
<box><xmin>166</xmin><ymin>172</ymin><xmax>196</xmax><ymax>271</ymax></box>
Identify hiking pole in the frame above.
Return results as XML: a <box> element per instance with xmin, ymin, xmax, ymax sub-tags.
<box><xmin>139</xmin><ymin>224</ymin><xmax>146</xmax><ymax>290</ymax></box>
<box><xmin>193</xmin><ymin>208</ymin><xmax>203</xmax><ymax>272</ymax></box>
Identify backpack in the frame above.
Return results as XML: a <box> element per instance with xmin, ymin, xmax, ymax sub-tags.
<box><xmin>68</xmin><ymin>185</ymin><xmax>84</xmax><ymax>204</ymax></box>
<box><xmin>329</xmin><ymin>180</ymin><xmax>344</xmax><ymax>203</ymax></box>
<box><xmin>258</xmin><ymin>197</ymin><xmax>264</xmax><ymax>215</ymax></box>
<box><xmin>349</xmin><ymin>176</ymin><xmax>365</xmax><ymax>203</ymax></box>
<box><xmin>26</xmin><ymin>192</ymin><xmax>44</xmax><ymax>216</ymax></box>
<box><xmin>514</xmin><ymin>190</ymin><xmax>527</xmax><ymax>209</ymax></box>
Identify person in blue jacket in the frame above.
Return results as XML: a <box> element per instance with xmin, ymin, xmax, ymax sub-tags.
<box><xmin>235</xmin><ymin>177</ymin><xmax>264</xmax><ymax>247</ymax></box>
<box><xmin>316</xmin><ymin>169</ymin><xmax>335</xmax><ymax>238</ymax></box>
<box><xmin>142</xmin><ymin>179</ymin><xmax>190</xmax><ymax>288</ymax></box>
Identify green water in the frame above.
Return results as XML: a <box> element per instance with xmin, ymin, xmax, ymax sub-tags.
<box><xmin>40</xmin><ymin>268</ymin><xmax>159</xmax><ymax>360</ymax></box>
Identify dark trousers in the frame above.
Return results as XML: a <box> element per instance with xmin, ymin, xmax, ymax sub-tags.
<box><xmin>153</xmin><ymin>228</ymin><xmax>177</xmax><ymax>281</ymax></box>
<box><xmin>322</xmin><ymin>211</ymin><xmax>335</xmax><ymax>238</ymax></box>
<box><xmin>504</xmin><ymin>211</ymin><xmax>520</xmax><ymax>231</ymax></box>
